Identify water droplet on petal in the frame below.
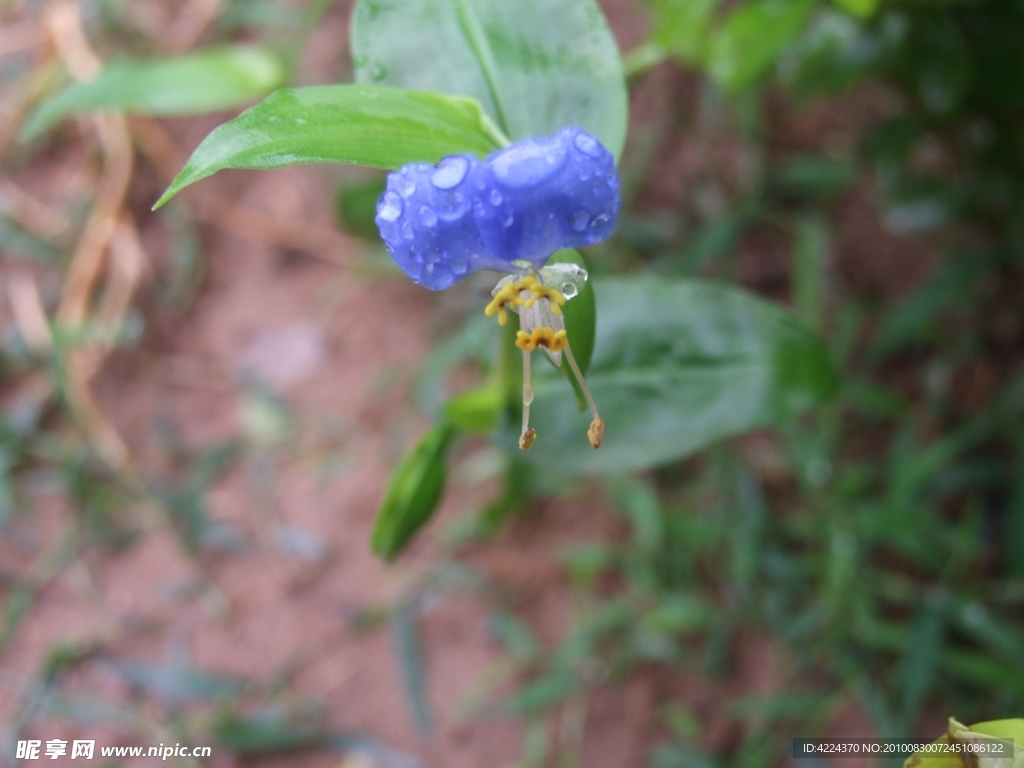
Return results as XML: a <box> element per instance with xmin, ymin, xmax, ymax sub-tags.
<box><xmin>570</xmin><ymin>210</ymin><xmax>590</xmax><ymax>232</ymax></box>
<box><xmin>562</xmin><ymin>283</ymin><xmax>578</xmax><ymax>299</ymax></box>
<box><xmin>370</xmin><ymin>62</ymin><xmax>387</xmax><ymax>80</ymax></box>
<box><xmin>396</xmin><ymin>177</ymin><xmax>416</xmax><ymax>197</ymax></box>
<box><xmin>491</xmin><ymin>138</ymin><xmax>567</xmax><ymax>188</ymax></box>
<box><xmin>401</xmin><ymin>221</ymin><xmax>414</xmax><ymax>240</ymax></box>
<box><xmin>489</xmin><ymin>189</ymin><xmax>503</xmax><ymax>206</ymax></box>
<box><xmin>503</xmin><ymin>212</ymin><xmax>514</xmax><ymax>228</ymax></box>
<box><xmin>430</xmin><ymin>156</ymin><xmax>469</xmax><ymax>189</ymax></box>
<box><xmin>426</xmin><ymin>248</ymin><xmax>441</xmax><ymax>263</ymax></box>
<box><xmin>419</xmin><ymin>206</ymin><xmax>437</xmax><ymax>227</ymax></box>
<box><xmin>450</xmin><ymin>258</ymin><xmax>468</xmax><ymax>275</ymax></box>
<box><xmin>591</xmin><ymin>213</ymin><xmax>611</xmax><ymax>229</ymax></box>
<box><xmin>376</xmin><ymin>192</ymin><xmax>403</xmax><ymax>222</ymax></box>
<box><xmin>574</xmin><ymin>132</ymin><xmax>602</xmax><ymax>158</ymax></box>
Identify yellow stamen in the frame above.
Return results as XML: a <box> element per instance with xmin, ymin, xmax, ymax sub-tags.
<box><xmin>484</xmin><ymin>282</ymin><xmax>519</xmax><ymax>326</ymax></box>
<box><xmin>515</xmin><ymin>327</ymin><xmax>568</xmax><ymax>353</ymax></box>
<box><xmin>519</xmin><ymin>428</ymin><xmax>537</xmax><ymax>450</ymax></box>
<box><xmin>520</xmin><ymin>349</ymin><xmax>535</xmax><ymax>449</ymax></box>
<box><xmin>563</xmin><ymin>343</ymin><xmax>603</xmax><ymax>449</ymax></box>
<box><xmin>528</xmin><ymin>283</ymin><xmax>566</xmax><ymax>315</ymax></box>
<box><xmin>484</xmin><ymin>275</ymin><xmax>566</xmax><ymax>324</ymax></box>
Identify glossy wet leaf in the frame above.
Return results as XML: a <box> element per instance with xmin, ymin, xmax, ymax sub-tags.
<box><xmin>154</xmin><ymin>85</ymin><xmax>505</xmax><ymax>208</ymax></box>
<box><xmin>551</xmin><ymin>249</ymin><xmax>596</xmax><ymax>377</ymax></box>
<box><xmin>23</xmin><ymin>46</ymin><xmax>284</xmax><ymax>140</ymax></box>
<box><xmin>372</xmin><ymin>423</ymin><xmax>455</xmax><ymax>560</ymax></box>
<box><xmin>708</xmin><ymin>0</ymin><xmax>817</xmax><ymax>91</ymax></box>
<box><xmin>351</xmin><ymin>0</ymin><xmax>628</xmax><ymax>158</ymax></box>
<box><xmin>508</xmin><ymin>277</ymin><xmax>839</xmax><ymax>473</ymax></box>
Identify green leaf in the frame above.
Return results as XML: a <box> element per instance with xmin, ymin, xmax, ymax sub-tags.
<box><xmin>649</xmin><ymin>0</ymin><xmax>721</xmax><ymax>64</ymax></box>
<box><xmin>507</xmin><ymin>277</ymin><xmax>839</xmax><ymax>474</ymax></box>
<box><xmin>351</xmin><ymin>0</ymin><xmax>627</xmax><ymax>158</ymax></box>
<box><xmin>831</xmin><ymin>0</ymin><xmax>879</xmax><ymax>19</ymax></box>
<box><xmin>444</xmin><ymin>382</ymin><xmax>504</xmax><ymax>433</ymax></box>
<box><xmin>551</xmin><ymin>249</ymin><xmax>596</xmax><ymax>378</ymax></box>
<box><xmin>372</xmin><ymin>423</ymin><xmax>455</xmax><ymax>560</ymax></box>
<box><xmin>336</xmin><ymin>175</ymin><xmax>387</xmax><ymax>242</ymax></box>
<box><xmin>707</xmin><ymin>0</ymin><xmax>817</xmax><ymax>91</ymax></box>
<box><xmin>22</xmin><ymin>46</ymin><xmax>284</xmax><ymax>140</ymax></box>
<box><xmin>0</xmin><ymin>213</ymin><xmax>62</xmax><ymax>263</ymax></box>
<box><xmin>392</xmin><ymin>601</ymin><xmax>432</xmax><ymax>734</ymax></box>
<box><xmin>154</xmin><ymin>85</ymin><xmax>506</xmax><ymax>208</ymax></box>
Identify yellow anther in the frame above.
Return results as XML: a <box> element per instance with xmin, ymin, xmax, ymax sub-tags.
<box><xmin>519</xmin><ymin>428</ymin><xmax>537</xmax><ymax>450</ymax></box>
<box><xmin>484</xmin><ymin>283</ymin><xmax>519</xmax><ymax>325</ymax></box>
<box><xmin>529</xmin><ymin>283</ymin><xmax>566</xmax><ymax>315</ymax></box>
<box><xmin>485</xmin><ymin>275</ymin><xmax>567</xmax><ymax>324</ymax></box>
<box><xmin>588</xmin><ymin>418</ymin><xmax>604</xmax><ymax>449</ymax></box>
<box><xmin>515</xmin><ymin>327</ymin><xmax>568</xmax><ymax>353</ymax></box>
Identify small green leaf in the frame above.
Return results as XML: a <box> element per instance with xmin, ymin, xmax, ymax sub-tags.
<box><xmin>444</xmin><ymin>382</ymin><xmax>504</xmax><ymax>433</ymax></box>
<box><xmin>831</xmin><ymin>0</ymin><xmax>879</xmax><ymax>19</ymax></box>
<box><xmin>372</xmin><ymin>423</ymin><xmax>455</xmax><ymax>560</ymax></box>
<box><xmin>508</xmin><ymin>277</ymin><xmax>839</xmax><ymax>474</ymax></box>
<box><xmin>649</xmin><ymin>0</ymin><xmax>721</xmax><ymax>64</ymax></box>
<box><xmin>0</xmin><ymin>213</ymin><xmax>62</xmax><ymax>263</ymax></box>
<box><xmin>351</xmin><ymin>0</ymin><xmax>627</xmax><ymax>158</ymax></box>
<box><xmin>154</xmin><ymin>85</ymin><xmax>506</xmax><ymax>208</ymax></box>
<box><xmin>503</xmin><ymin>669</ymin><xmax>578</xmax><ymax>715</ymax></box>
<box><xmin>336</xmin><ymin>175</ymin><xmax>387</xmax><ymax>242</ymax></box>
<box><xmin>707</xmin><ymin>0</ymin><xmax>817</xmax><ymax>91</ymax></box>
<box><xmin>392</xmin><ymin>601</ymin><xmax>432</xmax><ymax>734</ymax></box>
<box><xmin>550</xmin><ymin>249</ymin><xmax>596</xmax><ymax>378</ymax></box>
<box><xmin>22</xmin><ymin>46</ymin><xmax>284</xmax><ymax>140</ymax></box>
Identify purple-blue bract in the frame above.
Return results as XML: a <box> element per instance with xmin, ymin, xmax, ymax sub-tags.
<box><xmin>375</xmin><ymin>126</ymin><xmax>619</xmax><ymax>290</ymax></box>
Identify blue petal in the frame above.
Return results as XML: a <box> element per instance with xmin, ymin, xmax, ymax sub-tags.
<box><xmin>375</xmin><ymin>127</ymin><xmax>619</xmax><ymax>290</ymax></box>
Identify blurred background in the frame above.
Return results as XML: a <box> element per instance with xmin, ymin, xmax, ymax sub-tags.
<box><xmin>1</xmin><ymin>0</ymin><xmax>1023</xmax><ymax>766</ymax></box>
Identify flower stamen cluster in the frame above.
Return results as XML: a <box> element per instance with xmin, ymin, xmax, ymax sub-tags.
<box><xmin>484</xmin><ymin>275</ymin><xmax>565</xmax><ymax>326</ymax></box>
<box><xmin>488</xmin><ymin>268</ymin><xmax>603</xmax><ymax>452</ymax></box>
<box><xmin>516</xmin><ymin>327</ymin><xmax>568</xmax><ymax>353</ymax></box>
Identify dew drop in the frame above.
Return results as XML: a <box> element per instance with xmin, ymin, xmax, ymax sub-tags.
<box><xmin>401</xmin><ymin>220</ymin><xmax>414</xmax><ymax>240</ymax></box>
<box><xmin>570</xmin><ymin>210</ymin><xmax>590</xmax><ymax>232</ymax></box>
<box><xmin>561</xmin><ymin>283</ymin><xmax>578</xmax><ymax>299</ymax></box>
<box><xmin>430</xmin><ymin>156</ymin><xmax>469</xmax><ymax>189</ymax></box>
<box><xmin>370</xmin><ymin>62</ymin><xmax>387</xmax><ymax>80</ymax></box>
<box><xmin>426</xmin><ymin>248</ymin><xmax>441</xmax><ymax>264</ymax></box>
<box><xmin>591</xmin><ymin>213</ymin><xmax>611</xmax><ymax>229</ymax></box>
<box><xmin>376</xmin><ymin>191</ymin><xmax>403</xmax><ymax>222</ymax></box>
<box><xmin>489</xmin><ymin>189</ymin><xmax>503</xmax><ymax>206</ymax></box>
<box><xmin>503</xmin><ymin>212</ymin><xmax>514</xmax><ymax>228</ymax></box>
<box><xmin>450</xmin><ymin>258</ymin><xmax>468</xmax><ymax>275</ymax></box>
<box><xmin>419</xmin><ymin>206</ymin><xmax>437</xmax><ymax>227</ymax></box>
<box><xmin>396</xmin><ymin>177</ymin><xmax>416</xmax><ymax>197</ymax></box>
<box><xmin>579</xmin><ymin>167</ymin><xmax>592</xmax><ymax>182</ymax></box>
<box><xmin>491</xmin><ymin>138</ymin><xmax>567</xmax><ymax>188</ymax></box>
<box><xmin>574</xmin><ymin>132</ymin><xmax>602</xmax><ymax>158</ymax></box>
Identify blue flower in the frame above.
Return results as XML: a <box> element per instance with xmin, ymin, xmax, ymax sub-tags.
<box><xmin>375</xmin><ymin>126</ymin><xmax>619</xmax><ymax>290</ymax></box>
<box><xmin>376</xmin><ymin>126</ymin><xmax>619</xmax><ymax>451</ymax></box>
